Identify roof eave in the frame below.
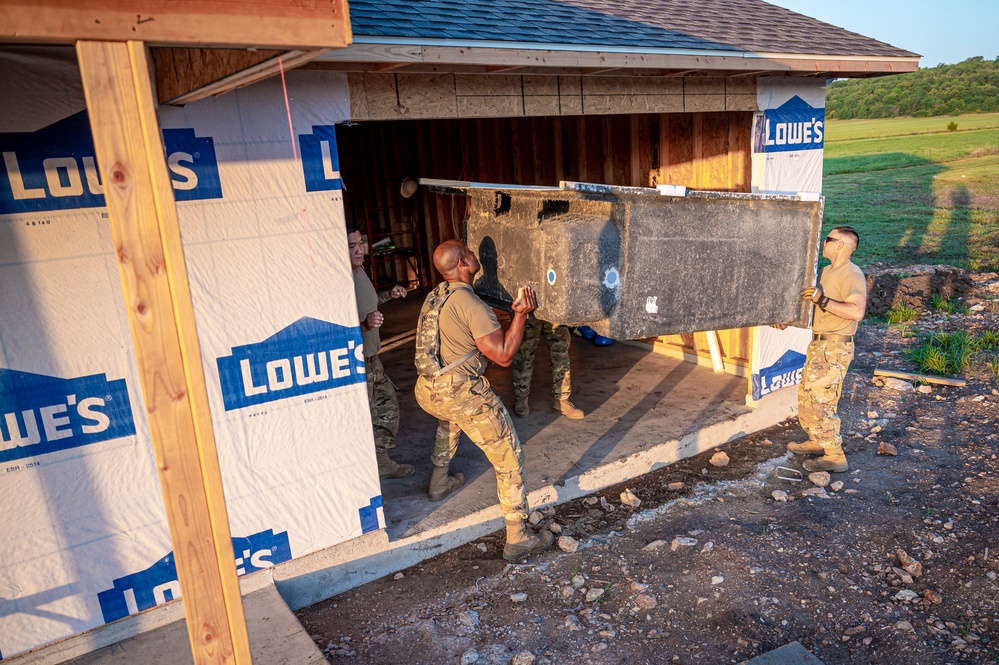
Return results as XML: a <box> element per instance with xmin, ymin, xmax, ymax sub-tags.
<box><xmin>313</xmin><ymin>37</ymin><xmax>919</xmax><ymax>78</ymax></box>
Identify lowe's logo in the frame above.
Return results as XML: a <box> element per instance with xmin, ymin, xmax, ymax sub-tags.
<box><xmin>298</xmin><ymin>125</ymin><xmax>342</xmax><ymax>192</ymax></box>
<box><xmin>753</xmin><ymin>96</ymin><xmax>824</xmax><ymax>154</ymax></box>
<box><xmin>0</xmin><ymin>111</ymin><xmax>222</xmax><ymax>215</ymax></box>
<box><xmin>216</xmin><ymin>317</ymin><xmax>365</xmax><ymax>411</ymax></box>
<box><xmin>97</xmin><ymin>529</ymin><xmax>292</xmax><ymax>624</ymax></box>
<box><xmin>751</xmin><ymin>349</ymin><xmax>806</xmax><ymax>400</ymax></box>
<box><xmin>0</xmin><ymin>368</ymin><xmax>135</xmax><ymax>463</ymax></box>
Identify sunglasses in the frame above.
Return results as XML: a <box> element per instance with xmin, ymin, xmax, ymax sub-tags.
<box><xmin>824</xmin><ymin>236</ymin><xmax>843</xmax><ymax>244</ymax></box>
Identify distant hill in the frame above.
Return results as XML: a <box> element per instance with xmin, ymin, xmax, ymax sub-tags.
<box><xmin>826</xmin><ymin>56</ymin><xmax>999</xmax><ymax>119</ymax></box>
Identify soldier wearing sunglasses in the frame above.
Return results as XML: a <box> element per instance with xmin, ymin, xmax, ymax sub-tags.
<box><xmin>788</xmin><ymin>226</ymin><xmax>867</xmax><ymax>473</ymax></box>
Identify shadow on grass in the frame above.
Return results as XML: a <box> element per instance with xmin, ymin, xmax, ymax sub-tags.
<box><xmin>821</xmin><ymin>152</ymin><xmax>981</xmax><ymax>268</ymax></box>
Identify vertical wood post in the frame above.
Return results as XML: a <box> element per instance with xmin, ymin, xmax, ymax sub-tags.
<box><xmin>76</xmin><ymin>40</ymin><xmax>251</xmax><ymax>665</ymax></box>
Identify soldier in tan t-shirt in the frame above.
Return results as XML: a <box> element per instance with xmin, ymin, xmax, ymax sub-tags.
<box><xmin>414</xmin><ymin>240</ymin><xmax>555</xmax><ymax>563</ymax></box>
<box><xmin>787</xmin><ymin>225</ymin><xmax>868</xmax><ymax>473</ymax></box>
<box><xmin>348</xmin><ymin>224</ymin><xmax>413</xmax><ymax>479</ymax></box>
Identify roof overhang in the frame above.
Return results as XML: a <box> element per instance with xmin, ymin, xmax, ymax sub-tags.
<box><xmin>308</xmin><ymin>36</ymin><xmax>919</xmax><ymax>79</ymax></box>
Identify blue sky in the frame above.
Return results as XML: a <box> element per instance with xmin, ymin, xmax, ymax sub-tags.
<box><xmin>766</xmin><ymin>0</ymin><xmax>998</xmax><ymax>68</ymax></box>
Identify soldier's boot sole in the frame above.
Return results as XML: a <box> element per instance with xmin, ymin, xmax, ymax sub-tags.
<box><xmin>802</xmin><ymin>454</ymin><xmax>849</xmax><ymax>473</ymax></box>
<box><xmin>787</xmin><ymin>440</ymin><xmax>825</xmax><ymax>455</ymax></box>
<box><xmin>502</xmin><ymin>529</ymin><xmax>555</xmax><ymax>562</ymax></box>
<box><xmin>428</xmin><ymin>466</ymin><xmax>465</xmax><ymax>502</ymax></box>
<box><xmin>514</xmin><ymin>395</ymin><xmax>530</xmax><ymax>417</ymax></box>
<box><xmin>553</xmin><ymin>399</ymin><xmax>584</xmax><ymax>420</ymax></box>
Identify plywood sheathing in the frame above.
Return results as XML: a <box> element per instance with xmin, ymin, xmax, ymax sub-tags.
<box><xmin>348</xmin><ymin>73</ymin><xmax>757</xmax><ymax>121</ymax></box>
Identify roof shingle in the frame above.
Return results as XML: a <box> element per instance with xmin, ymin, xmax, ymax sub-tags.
<box><xmin>346</xmin><ymin>0</ymin><xmax>918</xmax><ymax>58</ymax></box>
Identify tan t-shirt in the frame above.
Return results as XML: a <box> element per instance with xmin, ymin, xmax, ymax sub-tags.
<box><xmin>438</xmin><ymin>283</ymin><xmax>501</xmax><ymax>377</ymax></box>
<box><xmin>353</xmin><ymin>269</ymin><xmax>381</xmax><ymax>357</ymax></box>
<box><xmin>813</xmin><ymin>260</ymin><xmax>866</xmax><ymax>335</ymax></box>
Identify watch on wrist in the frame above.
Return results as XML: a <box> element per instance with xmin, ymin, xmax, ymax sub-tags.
<box><xmin>818</xmin><ymin>295</ymin><xmax>831</xmax><ymax>311</ymax></box>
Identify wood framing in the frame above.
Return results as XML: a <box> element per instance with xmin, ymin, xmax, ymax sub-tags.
<box><xmin>1</xmin><ymin>0</ymin><xmax>352</xmax><ymax>49</ymax></box>
<box><xmin>76</xmin><ymin>40</ymin><xmax>250</xmax><ymax>665</ymax></box>
<box><xmin>309</xmin><ymin>42</ymin><xmax>919</xmax><ymax>78</ymax></box>
<box><xmin>343</xmin><ymin>73</ymin><xmax>758</xmax><ymax>121</ymax></box>
<box><xmin>152</xmin><ymin>47</ymin><xmax>329</xmax><ymax>105</ymax></box>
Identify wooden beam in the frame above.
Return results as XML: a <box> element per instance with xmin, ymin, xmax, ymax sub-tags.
<box><xmin>76</xmin><ymin>40</ymin><xmax>250</xmax><ymax>664</ymax></box>
<box><xmin>153</xmin><ymin>47</ymin><xmax>328</xmax><ymax>105</ymax></box>
<box><xmin>874</xmin><ymin>369</ymin><xmax>966</xmax><ymax>387</ymax></box>
<box><xmin>2</xmin><ymin>0</ymin><xmax>351</xmax><ymax>49</ymax></box>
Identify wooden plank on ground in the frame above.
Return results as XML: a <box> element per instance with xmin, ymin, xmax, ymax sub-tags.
<box><xmin>76</xmin><ymin>40</ymin><xmax>250</xmax><ymax>665</ymax></box>
<box><xmin>873</xmin><ymin>369</ymin><xmax>966</xmax><ymax>387</ymax></box>
<box><xmin>3</xmin><ymin>0</ymin><xmax>351</xmax><ymax>49</ymax></box>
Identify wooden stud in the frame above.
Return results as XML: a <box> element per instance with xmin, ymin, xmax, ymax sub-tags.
<box><xmin>4</xmin><ymin>0</ymin><xmax>351</xmax><ymax>48</ymax></box>
<box><xmin>75</xmin><ymin>41</ymin><xmax>250</xmax><ymax>665</ymax></box>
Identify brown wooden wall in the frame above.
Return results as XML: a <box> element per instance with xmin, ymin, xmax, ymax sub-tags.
<box><xmin>336</xmin><ymin>111</ymin><xmax>753</xmax><ymax>365</ymax></box>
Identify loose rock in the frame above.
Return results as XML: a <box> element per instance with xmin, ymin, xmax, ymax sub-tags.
<box><xmin>511</xmin><ymin>651</ymin><xmax>536</xmax><ymax>665</ymax></box>
<box><xmin>801</xmin><ymin>487</ymin><xmax>830</xmax><ymax>498</ymax></box>
<box><xmin>830</xmin><ymin>481</ymin><xmax>844</xmax><ymax>492</ymax></box>
<box><xmin>883</xmin><ymin>378</ymin><xmax>915</xmax><ymax>391</ymax></box>
<box><xmin>671</xmin><ymin>536</ymin><xmax>698</xmax><ymax>551</ymax></box>
<box><xmin>894</xmin><ymin>589</ymin><xmax>920</xmax><ymax>602</ymax></box>
<box><xmin>923</xmin><ymin>589</ymin><xmax>943</xmax><ymax>604</ymax></box>
<box><xmin>897</xmin><ymin>550</ymin><xmax>923</xmax><ymax>578</ymax></box>
<box><xmin>808</xmin><ymin>471</ymin><xmax>831</xmax><ymax>487</ymax></box>
<box><xmin>772</xmin><ymin>490</ymin><xmax>789</xmax><ymax>502</ymax></box>
<box><xmin>643</xmin><ymin>540</ymin><xmax>669</xmax><ymax>551</ymax></box>
<box><xmin>667</xmin><ymin>482</ymin><xmax>684</xmax><ymax>491</ymax></box>
<box><xmin>620</xmin><ymin>488</ymin><xmax>641</xmax><ymax>508</ymax></box>
<box><xmin>510</xmin><ymin>592</ymin><xmax>528</xmax><ymax>603</ymax></box>
<box><xmin>878</xmin><ymin>442</ymin><xmax>898</xmax><ymax>456</ymax></box>
<box><xmin>709</xmin><ymin>451</ymin><xmax>730</xmax><ymax>467</ymax></box>
<box><xmin>557</xmin><ymin>536</ymin><xmax>580</xmax><ymax>553</ymax></box>
<box><xmin>461</xmin><ymin>648</ymin><xmax>480</xmax><ymax>665</ymax></box>
<box><xmin>547</xmin><ymin>522</ymin><xmax>563</xmax><ymax>535</ymax></box>
<box><xmin>586</xmin><ymin>588</ymin><xmax>605</xmax><ymax>603</ymax></box>
<box><xmin>528</xmin><ymin>510</ymin><xmax>544</xmax><ymax>526</ymax></box>
<box><xmin>711</xmin><ymin>575</ymin><xmax>724</xmax><ymax>585</ymax></box>
<box><xmin>635</xmin><ymin>593</ymin><xmax>658</xmax><ymax>610</ymax></box>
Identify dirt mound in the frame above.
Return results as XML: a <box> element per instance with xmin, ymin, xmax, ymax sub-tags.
<box><xmin>864</xmin><ymin>264</ymin><xmax>974</xmax><ymax>315</ymax></box>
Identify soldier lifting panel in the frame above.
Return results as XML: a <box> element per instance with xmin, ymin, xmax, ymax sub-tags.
<box><xmin>462</xmin><ymin>183</ymin><xmax>822</xmax><ymax>339</ymax></box>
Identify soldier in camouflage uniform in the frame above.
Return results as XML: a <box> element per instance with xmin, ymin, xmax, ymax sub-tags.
<box><xmin>787</xmin><ymin>226</ymin><xmax>867</xmax><ymax>473</ymax></box>
<box><xmin>512</xmin><ymin>319</ymin><xmax>584</xmax><ymax>419</ymax></box>
<box><xmin>414</xmin><ymin>240</ymin><xmax>554</xmax><ymax>562</ymax></box>
<box><xmin>348</xmin><ymin>223</ymin><xmax>414</xmax><ymax>479</ymax></box>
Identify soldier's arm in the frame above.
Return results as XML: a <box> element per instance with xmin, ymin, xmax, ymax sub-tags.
<box><xmin>817</xmin><ymin>291</ymin><xmax>867</xmax><ymax>321</ymax></box>
<box><xmin>475</xmin><ymin>287</ymin><xmax>536</xmax><ymax>367</ymax></box>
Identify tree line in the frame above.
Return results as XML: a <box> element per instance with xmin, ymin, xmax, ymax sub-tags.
<box><xmin>826</xmin><ymin>56</ymin><xmax>999</xmax><ymax>119</ymax></box>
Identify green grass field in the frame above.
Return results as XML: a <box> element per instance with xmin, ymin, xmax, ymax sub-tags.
<box><xmin>823</xmin><ymin>113</ymin><xmax>999</xmax><ymax>270</ymax></box>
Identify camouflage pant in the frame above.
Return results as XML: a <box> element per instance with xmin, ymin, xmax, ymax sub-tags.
<box><xmin>798</xmin><ymin>339</ymin><xmax>854</xmax><ymax>451</ymax></box>
<box><xmin>365</xmin><ymin>354</ymin><xmax>399</xmax><ymax>453</ymax></box>
<box><xmin>512</xmin><ymin>318</ymin><xmax>572</xmax><ymax>399</ymax></box>
<box><xmin>414</xmin><ymin>373</ymin><xmax>528</xmax><ymax>520</ymax></box>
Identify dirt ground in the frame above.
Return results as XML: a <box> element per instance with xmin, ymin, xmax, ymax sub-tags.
<box><xmin>298</xmin><ymin>270</ymin><xmax>999</xmax><ymax>665</ymax></box>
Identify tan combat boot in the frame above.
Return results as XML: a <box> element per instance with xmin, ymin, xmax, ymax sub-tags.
<box><xmin>377</xmin><ymin>451</ymin><xmax>414</xmax><ymax>479</ymax></box>
<box><xmin>514</xmin><ymin>395</ymin><xmax>530</xmax><ymax>417</ymax></box>
<box><xmin>502</xmin><ymin>518</ymin><xmax>555</xmax><ymax>562</ymax></box>
<box><xmin>802</xmin><ymin>446</ymin><xmax>849</xmax><ymax>473</ymax></box>
<box><xmin>428</xmin><ymin>464</ymin><xmax>465</xmax><ymax>502</ymax></box>
<box><xmin>787</xmin><ymin>440</ymin><xmax>825</xmax><ymax>455</ymax></box>
<box><xmin>553</xmin><ymin>398</ymin><xmax>584</xmax><ymax>420</ymax></box>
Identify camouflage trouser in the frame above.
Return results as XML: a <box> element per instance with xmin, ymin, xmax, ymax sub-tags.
<box><xmin>512</xmin><ymin>318</ymin><xmax>572</xmax><ymax>399</ymax></box>
<box><xmin>414</xmin><ymin>373</ymin><xmax>528</xmax><ymax>520</ymax></box>
<box><xmin>798</xmin><ymin>339</ymin><xmax>854</xmax><ymax>451</ymax></box>
<box><xmin>365</xmin><ymin>354</ymin><xmax>399</xmax><ymax>453</ymax></box>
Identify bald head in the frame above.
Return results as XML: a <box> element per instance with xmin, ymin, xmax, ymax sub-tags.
<box><xmin>434</xmin><ymin>240</ymin><xmax>468</xmax><ymax>278</ymax></box>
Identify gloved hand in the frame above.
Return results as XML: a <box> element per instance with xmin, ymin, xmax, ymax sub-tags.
<box><xmin>801</xmin><ymin>285</ymin><xmax>823</xmax><ymax>303</ymax></box>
